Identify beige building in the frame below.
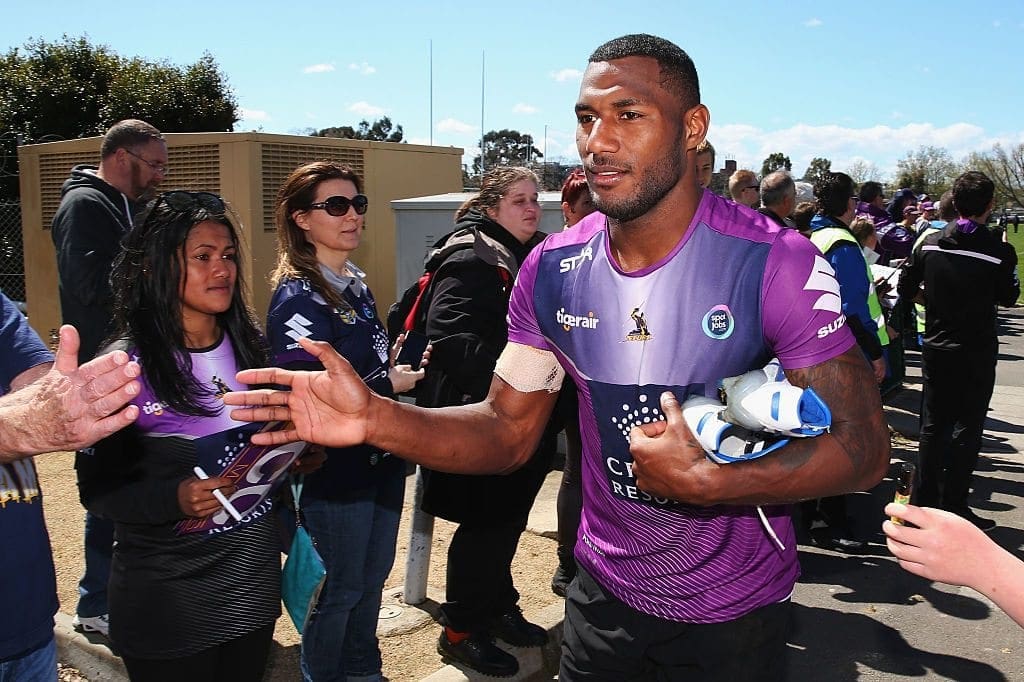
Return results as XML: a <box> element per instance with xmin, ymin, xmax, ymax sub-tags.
<box><xmin>18</xmin><ymin>132</ymin><xmax>463</xmax><ymax>340</ymax></box>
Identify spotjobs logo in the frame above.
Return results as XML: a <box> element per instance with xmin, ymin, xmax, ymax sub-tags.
<box><xmin>701</xmin><ymin>305</ymin><xmax>734</xmax><ymax>340</ymax></box>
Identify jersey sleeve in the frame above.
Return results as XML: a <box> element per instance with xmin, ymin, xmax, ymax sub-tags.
<box><xmin>761</xmin><ymin>230</ymin><xmax>857</xmax><ymax>370</ymax></box>
<box><xmin>506</xmin><ymin>247</ymin><xmax>551</xmax><ymax>352</ymax></box>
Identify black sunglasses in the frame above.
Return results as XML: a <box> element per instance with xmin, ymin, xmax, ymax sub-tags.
<box><xmin>308</xmin><ymin>194</ymin><xmax>369</xmax><ymax>216</ymax></box>
<box><xmin>156</xmin><ymin>191</ymin><xmax>226</xmax><ymax>214</ymax></box>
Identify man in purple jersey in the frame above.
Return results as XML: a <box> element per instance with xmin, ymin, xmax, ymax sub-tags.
<box><xmin>225</xmin><ymin>34</ymin><xmax>890</xmax><ymax>681</ymax></box>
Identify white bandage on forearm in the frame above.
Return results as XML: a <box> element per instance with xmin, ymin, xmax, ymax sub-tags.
<box><xmin>494</xmin><ymin>342</ymin><xmax>566</xmax><ymax>393</ymax></box>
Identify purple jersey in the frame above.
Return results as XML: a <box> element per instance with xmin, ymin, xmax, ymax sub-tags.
<box><xmin>507</xmin><ymin>191</ymin><xmax>855</xmax><ymax>623</ymax></box>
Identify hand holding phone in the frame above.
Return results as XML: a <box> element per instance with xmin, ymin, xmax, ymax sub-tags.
<box><xmin>395</xmin><ymin>330</ymin><xmax>429</xmax><ymax>371</ymax></box>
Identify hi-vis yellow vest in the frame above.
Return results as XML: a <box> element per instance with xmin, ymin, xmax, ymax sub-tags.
<box><xmin>911</xmin><ymin>225</ymin><xmax>943</xmax><ymax>333</ymax></box>
<box><xmin>810</xmin><ymin>227</ymin><xmax>890</xmax><ymax>346</ymax></box>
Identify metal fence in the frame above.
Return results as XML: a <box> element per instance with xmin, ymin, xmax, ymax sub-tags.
<box><xmin>0</xmin><ymin>201</ymin><xmax>24</xmax><ymax>307</ymax></box>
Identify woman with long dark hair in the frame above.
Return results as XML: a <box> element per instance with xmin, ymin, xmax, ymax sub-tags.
<box><xmin>76</xmin><ymin>192</ymin><xmax>287</xmax><ymax>681</ymax></box>
<box><xmin>267</xmin><ymin>161</ymin><xmax>424</xmax><ymax>682</ymax></box>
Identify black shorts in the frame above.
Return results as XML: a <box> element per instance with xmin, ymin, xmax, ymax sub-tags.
<box><xmin>560</xmin><ymin>564</ymin><xmax>791</xmax><ymax>682</ymax></box>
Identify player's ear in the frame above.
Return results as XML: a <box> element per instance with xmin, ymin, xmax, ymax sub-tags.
<box><xmin>683</xmin><ymin>104</ymin><xmax>710</xmax><ymax>154</ymax></box>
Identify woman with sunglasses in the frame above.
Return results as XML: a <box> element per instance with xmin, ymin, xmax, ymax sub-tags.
<box><xmin>74</xmin><ymin>191</ymin><xmax>295</xmax><ymax>681</ymax></box>
<box><xmin>267</xmin><ymin>161</ymin><xmax>425</xmax><ymax>682</ymax></box>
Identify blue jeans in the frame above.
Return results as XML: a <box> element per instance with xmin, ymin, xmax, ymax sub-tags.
<box><xmin>299</xmin><ymin>473</ymin><xmax>404</xmax><ymax>682</ymax></box>
<box><xmin>78</xmin><ymin>511</ymin><xmax>114</xmax><ymax>617</ymax></box>
<box><xmin>0</xmin><ymin>637</ymin><xmax>56</xmax><ymax>682</ymax></box>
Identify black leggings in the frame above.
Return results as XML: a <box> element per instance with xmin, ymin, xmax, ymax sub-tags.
<box><xmin>120</xmin><ymin>623</ymin><xmax>275</xmax><ymax>682</ymax></box>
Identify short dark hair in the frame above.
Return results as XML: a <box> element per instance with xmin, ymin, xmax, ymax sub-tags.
<box><xmin>952</xmin><ymin>171</ymin><xmax>995</xmax><ymax>219</ymax></box>
<box><xmin>858</xmin><ymin>180</ymin><xmax>884</xmax><ymax>203</ymax></box>
<box><xmin>100</xmin><ymin>119</ymin><xmax>163</xmax><ymax>158</ymax></box>
<box><xmin>791</xmin><ymin>201</ymin><xmax>816</xmax><ymax>236</ymax></box>
<box><xmin>814</xmin><ymin>172</ymin><xmax>855</xmax><ymax>218</ymax></box>
<box><xmin>589</xmin><ymin>34</ymin><xmax>700</xmax><ymax>109</ymax></box>
<box><xmin>938</xmin><ymin>190</ymin><xmax>956</xmax><ymax>221</ymax></box>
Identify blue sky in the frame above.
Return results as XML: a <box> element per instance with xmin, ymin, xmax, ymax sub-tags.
<box><xmin>5</xmin><ymin>1</ymin><xmax>1023</xmax><ymax>180</ymax></box>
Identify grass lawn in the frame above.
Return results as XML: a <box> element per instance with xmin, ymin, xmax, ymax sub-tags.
<box><xmin>1006</xmin><ymin>224</ymin><xmax>1024</xmax><ymax>305</ymax></box>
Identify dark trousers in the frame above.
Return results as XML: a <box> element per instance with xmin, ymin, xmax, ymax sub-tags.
<box><xmin>120</xmin><ymin>623</ymin><xmax>274</xmax><ymax>682</ymax></box>
<box><xmin>561</xmin><ymin>565</ymin><xmax>790</xmax><ymax>681</ymax></box>
<box><xmin>917</xmin><ymin>346</ymin><xmax>996</xmax><ymax>510</ymax></box>
<box><xmin>440</xmin><ymin>517</ymin><xmax>528</xmax><ymax>632</ymax></box>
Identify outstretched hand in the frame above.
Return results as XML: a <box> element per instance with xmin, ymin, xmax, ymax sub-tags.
<box><xmin>225</xmin><ymin>337</ymin><xmax>374</xmax><ymax>448</ymax></box>
<box><xmin>629</xmin><ymin>391</ymin><xmax>715</xmax><ymax>505</ymax></box>
<box><xmin>883</xmin><ymin>503</ymin><xmax>994</xmax><ymax>587</ymax></box>
<box><xmin>1</xmin><ymin>325</ymin><xmax>141</xmax><ymax>460</ymax></box>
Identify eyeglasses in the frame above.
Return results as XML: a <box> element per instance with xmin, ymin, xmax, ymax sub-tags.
<box><xmin>308</xmin><ymin>194</ymin><xmax>369</xmax><ymax>216</ymax></box>
<box><xmin>155</xmin><ymin>191</ymin><xmax>225</xmax><ymax>214</ymax></box>
<box><xmin>125</xmin><ymin>148</ymin><xmax>169</xmax><ymax>175</ymax></box>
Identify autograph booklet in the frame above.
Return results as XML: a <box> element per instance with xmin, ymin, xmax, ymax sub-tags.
<box><xmin>175</xmin><ymin>421</ymin><xmax>306</xmax><ymax>535</ymax></box>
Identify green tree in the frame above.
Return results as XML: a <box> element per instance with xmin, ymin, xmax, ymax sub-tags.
<box><xmin>472</xmin><ymin>129</ymin><xmax>542</xmax><ymax>175</ymax></box>
<box><xmin>312</xmin><ymin>116</ymin><xmax>404</xmax><ymax>142</ymax></box>
<box><xmin>845</xmin><ymin>160</ymin><xmax>883</xmax><ymax>186</ymax></box>
<box><xmin>893</xmin><ymin>145</ymin><xmax>958</xmax><ymax>198</ymax></box>
<box><xmin>963</xmin><ymin>143</ymin><xmax>1024</xmax><ymax>210</ymax></box>
<box><xmin>760</xmin><ymin>152</ymin><xmax>792</xmax><ymax>177</ymax></box>
<box><xmin>802</xmin><ymin>157</ymin><xmax>832</xmax><ymax>188</ymax></box>
<box><xmin>0</xmin><ymin>35</ymin><xmax>238</xmax><ymax>198</ymax></box>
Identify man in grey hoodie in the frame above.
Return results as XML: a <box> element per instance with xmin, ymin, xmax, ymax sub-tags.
<box><xmin>50</xmin><ymin>118</ymin><xmax>166</xmax><ymax>637</ymax></box>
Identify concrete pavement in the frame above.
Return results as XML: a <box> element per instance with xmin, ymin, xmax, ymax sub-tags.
<box><xmin>56</xmin><ymin>309</ymin><xmax>1024</xmax><ymax>681</ymax></box>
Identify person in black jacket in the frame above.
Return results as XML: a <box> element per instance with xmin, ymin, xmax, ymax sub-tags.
<box><xmin>898</xmin><ymin>171</ymin><xmax>1020</xmax><ymax>531</ymax></box>
<box><xmin>50</xmin><ymin>118</ymin><xmax>166</xmax><ymax>638</ymax></box>
<box><xmin>419</xmin><ymin>166</ymin><xmax>553</xmax><ymax>678</ymax></box>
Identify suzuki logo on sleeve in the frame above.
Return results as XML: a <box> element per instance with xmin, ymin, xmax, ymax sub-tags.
<box><xmin>804</xmin><ymin>256</ymin><xmax>842</xmax><ymax>314</ymax></box>
<box><xmin>284</xmin><ymin>313</ymin><xmax>314</xmax><ymax>342</ymax></box>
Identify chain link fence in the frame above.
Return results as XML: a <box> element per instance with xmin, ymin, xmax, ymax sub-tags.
<box><xmin>0</xmin><ymin>201</ymin><xmax>25</xmax><ymax>310</ymax></box>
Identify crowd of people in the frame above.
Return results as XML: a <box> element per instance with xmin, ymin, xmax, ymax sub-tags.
<box><xmin>1</xmin><ymin>31</ymin><xmax>1021</xmax><ymax>682</ymax></box>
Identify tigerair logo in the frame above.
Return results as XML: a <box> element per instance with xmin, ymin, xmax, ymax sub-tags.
<box><xmin>284</xmin><ymin>313</ymin><xmax>314</xmax><ymax>341</ymax></box>
<box><xmin>556</xmin><ymin>308</ymin><xmax>600</xmax><ymax>331</ymax></box>
<box><xmin>142</xmin><ymin>401</ymin><xmax>165</xmax><ymax>416</ymax></box>
<box><xmin>559</xmin><ymin>245</ymin><xmax>594</xmax><ymax>273</ymax></box>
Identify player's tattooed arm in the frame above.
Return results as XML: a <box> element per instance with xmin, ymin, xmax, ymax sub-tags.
<box><xmin>631</xmin><ymin>345</ymin><xmax>890</xmax><ymax>507</ymax></box>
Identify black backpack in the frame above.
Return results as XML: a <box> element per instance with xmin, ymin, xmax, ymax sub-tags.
<box><xmin>386</xmin><ymin>231</ymin><xmax>472</xmax><ymax>345</ymax></box>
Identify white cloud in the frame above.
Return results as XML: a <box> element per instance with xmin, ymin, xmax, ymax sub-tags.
<box><xmin>348</xmin><ymin>101</ymin><xmax>385</xmax><ymax>117</ymax></box>
<box><xmin>436</xmin><ymin>118</ymin><xmax>477</xmax><ymax>135</ymax></box>
<box><xmin>303</xmin><ymin>63</ymin><xmax>335</xmax><ymax>74</ymax></box>
<box><xmin>803</xmin><ymin>18</ymin><xmax>822</xmax><ymax>28</ymax></box>
<box><xmin>239</xmin><ymin>108</ymin><xmax>270</xmax><ymax>121</ymax></box>
<box><xmin>349</xmin><ymin>62</ymin><xmax>377</xmax><ymax>76</ymax></box>
<box><xmin>551</xmin><ymin>68</ymin><xmax>583</xmax><ymax>83</ymax></box>
<box><xmin>513</xmin><ymin>103</ymin><xmax>539</xmax><ymax>115</ymax></box>
<box><xmin>709</xmin><ymin>121</ymin><xmax>997</xmax><ymax>180</ymax></box>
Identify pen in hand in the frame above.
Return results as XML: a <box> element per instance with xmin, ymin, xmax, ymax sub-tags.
<box><xmin>193</xmin><ymin>466</ymin><xmax>243</xmax><ymax>522</ymax></box>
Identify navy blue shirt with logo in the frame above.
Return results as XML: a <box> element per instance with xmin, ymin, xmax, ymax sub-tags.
<box><xmin>267</xmin><ymin>267</ymin><xmax>402</xmax><ymax>496</ymax></box>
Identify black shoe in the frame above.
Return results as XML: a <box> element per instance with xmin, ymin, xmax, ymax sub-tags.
<box><xmin>948</xmin><ymin>506</ymin><xmax>997</xmax><ymax>532</ymax></box>
<box><xmin>488</xmin><ymin>606</ymin><xmax>548</xmax><ymax>647</ymax></box>
<box><xmin>437</xmin><ymin>631</ymin><xmax>519</xmax><ymax>677</ymax></box>
<box><xmin>810</xmin><ymin>523</ymin><xmax>866</xmax><ymax>553</ymax></box>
